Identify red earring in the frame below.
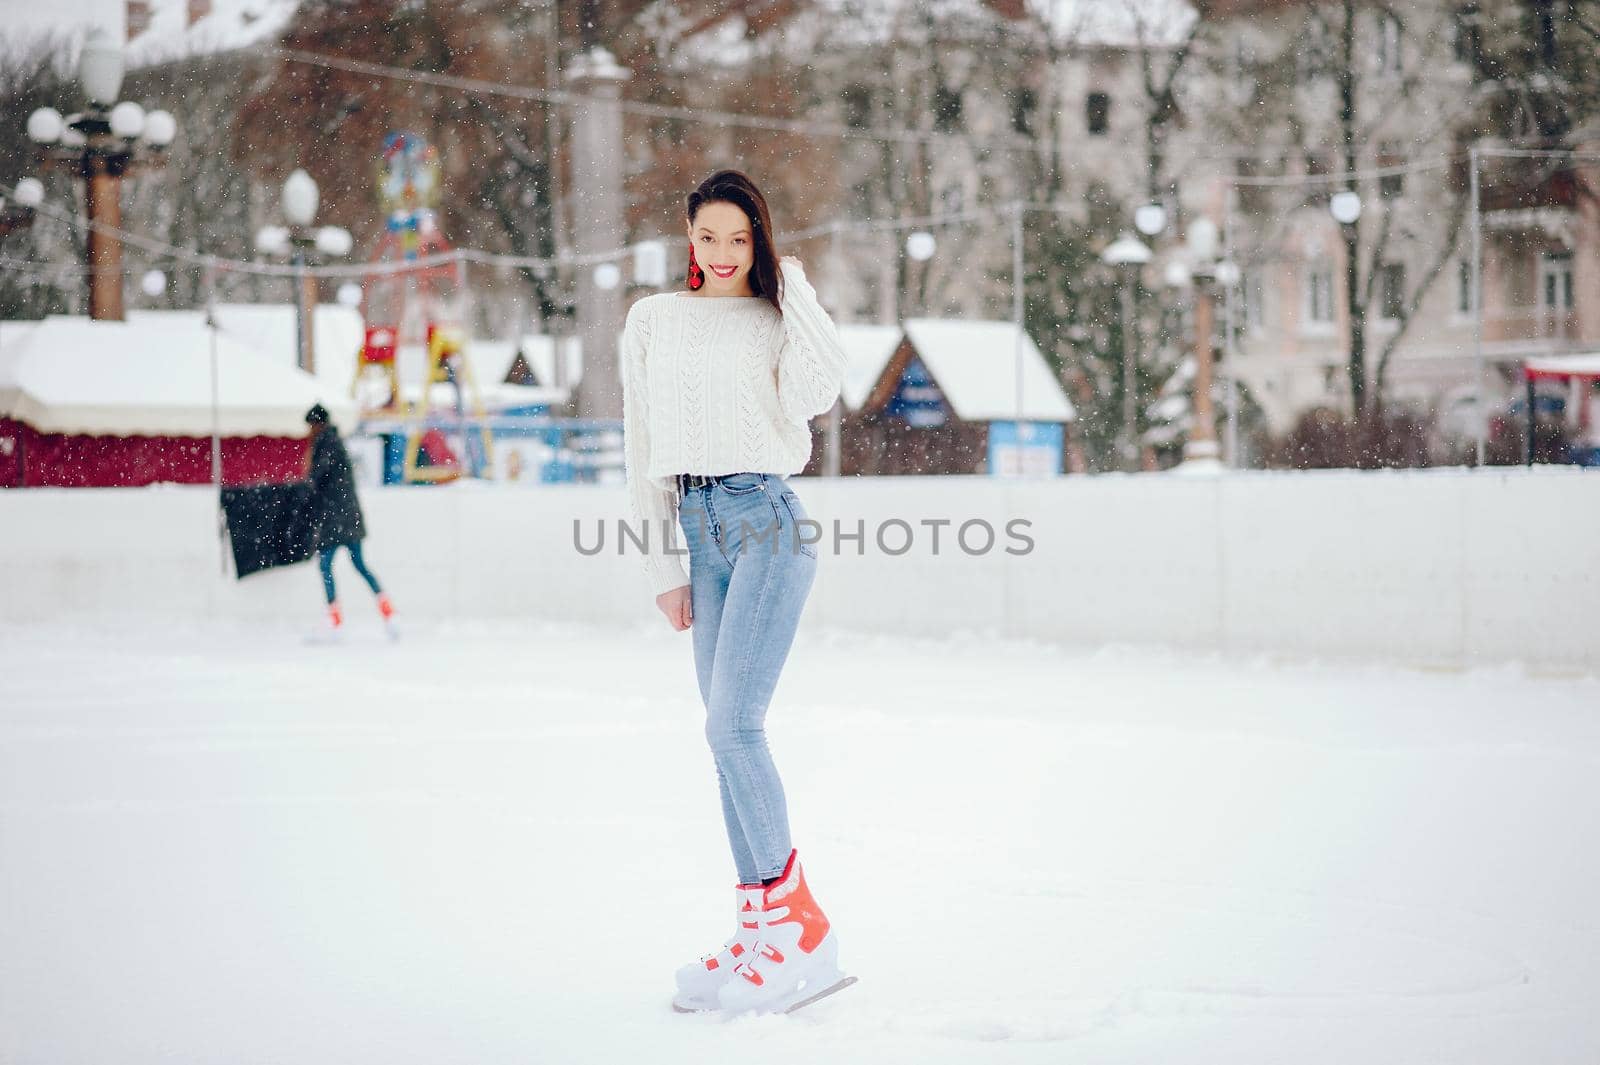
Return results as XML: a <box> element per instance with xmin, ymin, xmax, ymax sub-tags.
<box><xmin>687</xmin><ymin>243</ymin><xmax>704</xmax><ymax>290</ymax></box>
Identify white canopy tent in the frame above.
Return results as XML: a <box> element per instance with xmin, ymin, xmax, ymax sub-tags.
<box><xmin>0</xmin><ymin>312</ymin><xmax>356</xmax><ymax>438</ymax></box>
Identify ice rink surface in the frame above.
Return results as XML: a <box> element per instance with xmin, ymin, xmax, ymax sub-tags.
<box><xmin>3</xmin><ymin>616</ymin><xmax>1598</xmax><ymax>1064</ymax></box>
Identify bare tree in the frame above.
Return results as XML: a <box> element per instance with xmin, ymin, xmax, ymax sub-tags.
<box><xmin>1204</xmin><ymin>0</ymin><xmax>1474</xmax><ymax>433</ymax></box>
<box><xmin>123</xmin><ymin>53</ymin><xmax>274</xmax><ymax>308</ymax></box>
<box><xmin>0</xmin><ymin>35</ymin><xmax>86</xmax><ymax>319</ymax></box>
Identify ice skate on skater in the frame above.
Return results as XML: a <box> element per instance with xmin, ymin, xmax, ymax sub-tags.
<box><xmin>672</xmin><ymin>856</ymin><xmax>854</xmax><ymax>1015</ymax></box>
<box><xmin>670</xmin><ymin>884</ymin><xmax>764</xmax><ymax>1013</ymax></box>
<box><xmin>715</xmin><ymin>851</ymin><xmax>854</xmax><ymax>1015</ymax></box>
<box><xmin>619</xmin><ymin>171</ymin><xmax>851</xmax><ymax>1016</ymax></box>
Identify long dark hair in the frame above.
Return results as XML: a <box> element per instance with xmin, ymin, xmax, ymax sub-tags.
<box><xmin>686</xmin><ymin>169</ymin><xmax>784</xmax><ymax>316</ymax></box>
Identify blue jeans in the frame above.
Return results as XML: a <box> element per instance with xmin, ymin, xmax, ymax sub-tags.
<box><xmin>318</xmin><ymin>541</ymin><xmax>382</xmax><ymax>604</ymax></box>
<box><xmin>677</xmin><ymin>472</ymin><xmax>819</xmax><ymax>884</ymax></box>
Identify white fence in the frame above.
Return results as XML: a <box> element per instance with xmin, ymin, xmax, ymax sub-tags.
<box><xmin>2</xmin><ymin>469</ymin><xmax>1593</xmax><ymax>672</ymax></box>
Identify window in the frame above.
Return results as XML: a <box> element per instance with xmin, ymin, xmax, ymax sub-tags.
<box><xmin>1305</xmin><ymin>150</ymin><xmax>1333</xmax><ymax>203</ymax></box>
<box><xmin>1452</xmin><ymin>5</ymin><xmax>1481</xmax><ymax>65</ymax></box>
<box><xmin>1380</xmin><ymin>262</ymin><xmax>1406</xmax><ymax>320</ymax></box>
<box><xmin>1086</xmin><ymin>91</ymin><xmax>1110</xmax><ymax>135</ymax></box>
<box><xmin>1305</xmin><ymin>266</ymin><xmax>1335</xmax><ymax>325</ymax></box>
<box><xmin>1010</xmin><ymin>87</ymin><xmax>1037</xmax><ymax>136</ymax></box>
<box><xmin>1235</xmin><ymin>156</ymin><xmax>1284</xmax><ymax>215</ymax></box>
<box><xmin>1378</xmin><ymin>141</ymin><xmax>1404</xmax><ymax>198</ymax></box>
<box><xmin>1375</xmin><ymin>13</ymin><xmax>1403</xmax><ymax>74</ymax></box>
<box><xmin>841</xmin><ymin>85</ymin><xmax>872</xmax><ymax>129</ymax></box>
<box><xmin>1456</xmin><ymin>259</ymin><xmax>1476</xmax><ymax>314</ymax></box>
<box><xmin>932</xmin><ymin>85</ymin><xmax>963</xmax><ymax>133</ymax></box>
<box><xmin>1534</xmin><ymin>0</ymin><xmax>1558</xmax><ymax>67</ymax></box>
<box><xmin>1242</xmin><ymin>269</ymin><xmax>1266</xmax><ymax>333</ymax></box>
<box><xmin>1540</xmin><ymin>251</ymin><xmax>1574</xmax><ymax>311</ymax></box>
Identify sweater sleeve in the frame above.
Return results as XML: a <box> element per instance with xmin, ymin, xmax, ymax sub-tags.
<box><xmin>621</xmin><ymin>297</ymin><xmax>690</xmax><ymax>596</ymax></box>
<box><xmin>774</xmin><ymin>258</ymin><xmax>847</xmax><ymax>428</ymax></box>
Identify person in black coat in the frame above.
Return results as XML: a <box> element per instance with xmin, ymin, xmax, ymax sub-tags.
<box><xmin>304</xmin><ymin>404</ymin><xmax>395</xmax><ymax>632</ymax></box>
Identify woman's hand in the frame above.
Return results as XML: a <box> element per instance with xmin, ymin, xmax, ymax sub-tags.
<box><xmin>656</xmin><ymin>585</ymin><xmax>692</xmax><ymax>631</ymax></box>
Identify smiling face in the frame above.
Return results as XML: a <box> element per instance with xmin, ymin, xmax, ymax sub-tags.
<box><xmin>686</xmin><ymin>200</ymin><xmax>757</xmax><ymax>296</ymax></box>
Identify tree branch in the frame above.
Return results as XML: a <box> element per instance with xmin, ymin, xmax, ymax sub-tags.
<box><xmin>1375</xmin><ymin>192</ymin><xmax>1469</xmax><ymax>389</ymax></box>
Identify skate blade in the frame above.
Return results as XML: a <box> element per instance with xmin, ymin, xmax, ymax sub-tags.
<box><xmin>780</xmin><ymin>974</ymin><xmax>857</xmax><ymax>1014</ymax></box>
<box><xmin>669</xmin><ymin>996</ymin><xmax>718</xmax><ymax>1014</ymax></box>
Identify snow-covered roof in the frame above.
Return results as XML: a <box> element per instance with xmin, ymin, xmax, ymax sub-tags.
<box><xmin>902</xmin><ymin>318</ymin><xmax>1075</xmax><ymax>423</ymax></box>
<box><xmin>660</xmin><ymin>0</ymin><xmax>1023</xmax><ymax>66</ymax></box>
<box><xmin>662</xmin><ymin>0</ymin><xmax>1192</xmax><ymax>64</ymax></box>
<box><xmin>0</xmin><ymin>310</ymin><xmax>354</xmax><ymax>437</ymax></box>
<box><xmin>1525</xmin><ymin>352</ymin><xmax>1600</xmax><ymax>380</ymax></box>
<box><xmin>1035</xmin><ymin>0</ymin><xmax>1197</xmax><ymax>48</ymax></box>
<box><xmin>471</xmin><ymin>335</ymin><xmax>584</xmax><ymax>391</ymax></box>
<box><xmin>126</xmin><ymin>0</ymin><xmax>298</xmax><ymax>67</ymax></box>
<box><xmin>838</xmin><ymin>323</ymin><xmax>905</xmax><ymax>411</ymax></box>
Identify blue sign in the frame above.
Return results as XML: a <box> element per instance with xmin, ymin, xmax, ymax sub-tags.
<box><xmin>987</xmin><ymin>421</ymin><xmax>1063</xmax><ymax>477</ymax></box>
<box><xmin>884</xmin><ymin>356</ymin><xmax>948</xmax><ymax>428</ymax></box>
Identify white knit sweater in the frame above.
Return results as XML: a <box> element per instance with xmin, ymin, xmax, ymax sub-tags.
<box><xmin>622</xmin><ymin>259</ymin><xmax>847</xmax><ymax>595</ymax></box>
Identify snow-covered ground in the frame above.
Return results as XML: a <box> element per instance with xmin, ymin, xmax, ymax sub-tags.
<box><xmin>2</xmin><ymin>617</ymin><xmax>1597</xmax><ymax>1063</ymax></box>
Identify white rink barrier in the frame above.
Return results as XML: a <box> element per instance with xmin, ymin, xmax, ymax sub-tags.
<box><xmin>2</xmin><ymin>468</ymin><xmax>1593</xmax><ymax>672</ymax></box>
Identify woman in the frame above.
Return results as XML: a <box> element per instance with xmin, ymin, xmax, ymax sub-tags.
<box><xmin>304</xmin><ymin>404</ymin><xmax>395</xmax><ymax>636</ymax></box>
<box><xmin>621</xmin><ymin>170</ymin><xmax>850</xmax><ymax>1015</ymax></box>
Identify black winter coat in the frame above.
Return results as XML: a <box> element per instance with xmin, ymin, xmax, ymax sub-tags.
<box><xmin>221</xmin><ymin>481</ymin><xmax>315</xmax><ymax>578</ymax></box>
<box><xmin>308</xmin><ymin>427</ymin><xmax>366</xmax><ymax>549</ymax></box>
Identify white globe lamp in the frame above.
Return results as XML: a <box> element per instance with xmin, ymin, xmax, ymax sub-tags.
<box><xmin>1134</xmin><ymin>202</ymin><xmax>1167</xmax><ymax>237</ymax></box>
<box><xmin>78</xmin><ymin>29</ymin><xmax>125</xmax><ymax>107</ymax></box>
<box><xmin>315</xmin><ymin>225</ymin><xmax>353</xmax><ymax>257</ymax></box>
<box><xmin>1330</xmin><ymin>190</ymin><xmax>1362</xmax><ymax>225</ymax></box>
<box><xmin>12</xmin><ymin>178</ymin><xmax>45</xmax><ymax>208</ymax></box>
<box><xmin>282</xmin><ymin>169</ymin><xmax>319</xmax><ymax>228</ymax></box>
<box><xmin>27</xmin><ymin>107</ymin><xmax>64</xmax><ymax>145</ymax></box>
<box><xmin>143</xmin><ymin>109</ymin><xmax>177</xmax><ymax>147</ymax></box>
<box><xmin>109</xmin><ymin>101</ymin><xmax>145</xmax><ymax>140</ymax></box>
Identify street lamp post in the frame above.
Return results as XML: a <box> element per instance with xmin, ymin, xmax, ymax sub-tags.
<box><xmin>1101</xmin><ymin>233</ymin><xmax>1153</xmax><ymax>471</ymax></box>
<box><xmin>1329</xmin><ymin>189</ymin><xmax>1363</xmax><ymax>428</ymax></box>
<box><xmin>25</xmin><ymin>28</ymin><xmax>176</xmax><ymax>321</ymax></box>
<box><xmin>255</xmin><ymin>169</ymin><xmax>352</xmax><ymax>374</ymax></box>
<box><xmin>1163</xmin><ymin>216</ymin><xmax>1239</xmax><ymax>470</ymax></box>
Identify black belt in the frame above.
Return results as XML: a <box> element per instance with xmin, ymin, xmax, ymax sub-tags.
<box><xmin>676</xmin><ymin>472</ymin><xmax>754</xmax><ymax>493</ymax></box>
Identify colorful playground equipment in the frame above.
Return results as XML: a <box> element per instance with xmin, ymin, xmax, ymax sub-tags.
<box><xmin>351</xmin><ymin>131</ymin><xmax>492</xmax><ymax>482</ymax></box>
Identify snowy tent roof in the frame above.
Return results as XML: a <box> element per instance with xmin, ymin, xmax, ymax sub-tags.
<box><xmin>127</xmin><ymin>0</ymin><xmax>299</xmax><ymax>66</ymax></box>
<box><xmin>838</xmin><ymin>324</ymin><xmax>905</xmax><ymax>412</ymax></box>
<box><xmin>901</xmin><ymin>318</ymin><xmax>1075</xmax><ymax>423</ymax></box>
<box><xmin>0</xmin><ymin>311</ymin><xmax>354</xmax><ymax>437</ymax></box>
